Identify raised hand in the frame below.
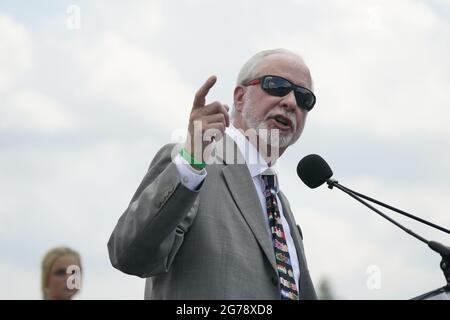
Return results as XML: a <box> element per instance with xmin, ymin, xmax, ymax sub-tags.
<box><xmin>184</xmin><ymin>75</ymin><xmax>229</xmax><ymax>168</ymax></box>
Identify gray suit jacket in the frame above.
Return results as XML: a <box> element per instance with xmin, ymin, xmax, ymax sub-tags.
<box><xmin>108</xmin><ymin>134</ymin><xmax>317</xmax><ymax>299</ymax></box>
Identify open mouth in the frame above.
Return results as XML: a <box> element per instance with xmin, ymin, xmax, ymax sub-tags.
<box><xmin>270</xmin><ymin>114</ymin><xmax>292</xmax><ymax>129</ymax></box>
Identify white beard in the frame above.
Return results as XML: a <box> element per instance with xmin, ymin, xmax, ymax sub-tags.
<box><xmin>241</xmin><ymin>99</ymin><xmax>298</xmax><ymax>148</ymax></box>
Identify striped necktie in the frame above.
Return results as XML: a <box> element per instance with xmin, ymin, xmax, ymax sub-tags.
<box><xmin>262</xmin><ymin>173</ymin><xmax>299</xmax><ymax>300</ymax></box>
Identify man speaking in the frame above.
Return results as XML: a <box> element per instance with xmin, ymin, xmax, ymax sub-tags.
<box><xmin>108</xmin><ymin>48</ymin><xmax>317</xmax><ymax>300</ymax></box>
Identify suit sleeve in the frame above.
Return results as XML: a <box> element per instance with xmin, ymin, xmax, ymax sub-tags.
<box><xmin>107</xmin><ymin>143</ymin><xmax>203</xmax><ymax>278</ymax></box>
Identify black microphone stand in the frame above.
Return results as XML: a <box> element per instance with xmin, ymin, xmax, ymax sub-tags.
<box><xmin>336</xmin><ymin>183</ymin><xmax>450</xmax><ymax>235</ymax></box>
<box><xmin>326</xmin><ymin>178</ymin><xmax>450</xmax><ymax>299</ymax></box>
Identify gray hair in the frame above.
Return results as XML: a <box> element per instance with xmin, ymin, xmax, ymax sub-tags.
<box><xmin>232</xmin><ymin>48</ymin><xmax>312</xmax><ymax>120</ymax></box>
<box><xmin>236</xmin><ymin>48</ymin><xmax>308</xmax><ymax>85</ymax></box>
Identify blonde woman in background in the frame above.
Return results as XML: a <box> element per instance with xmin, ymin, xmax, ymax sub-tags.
<box><xmin>41</xmin><ymin>246</ymin><xmax>82</xmax><ymax>300</ymax></box>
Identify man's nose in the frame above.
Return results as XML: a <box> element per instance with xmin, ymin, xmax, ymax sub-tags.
<box><xmin>280</xmin><ymin>90</ymin><xmax>298</xmax><ymax>113</ymax></box>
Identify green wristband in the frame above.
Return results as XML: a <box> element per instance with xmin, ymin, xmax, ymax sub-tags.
<box><xmin>180</xmin><ymin>148</ymin><xmax>207</xmax><ymax>169</ymax></box>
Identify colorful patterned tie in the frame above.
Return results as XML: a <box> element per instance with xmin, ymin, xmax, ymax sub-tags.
<box><xmin>262</xmin><ymin>173</ymin><xmax>299</xmax><ymax>300</ymax></box>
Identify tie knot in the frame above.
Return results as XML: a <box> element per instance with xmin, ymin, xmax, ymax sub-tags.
<box><xmin>262</xmin><ymin>173</ymin><xmax>277</xmax><ymax>191</ymax></box>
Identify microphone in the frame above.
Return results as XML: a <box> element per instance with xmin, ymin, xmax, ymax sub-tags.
<box><xmin>296</xmin><ymin>154</ymin><xmax>333</xmax><ymax>188</ymax></box>
<box><xmin>297</xmin><ymin>154</ymin><xmax>450</xmax><ymax>291</ymax></box>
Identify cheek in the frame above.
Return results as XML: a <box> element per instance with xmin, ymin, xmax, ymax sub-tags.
<box><xmin>245</xmin><ymin>92</ymin><xmax>274</xmax><ymax>117</ymax></box>
<box><xmin>258</xmin><ymin>100</ymin><xmax>279</xmax><ymax>120</ymax></box>
<box><xmin>296</xmin><ymin>111</ymin><xmax>307</xmax><ymax>129</ymax></box>
<box><xmin>49</xmin><ymin>276</ymin><xmax>67</xmax><ymax>288</ymax></box>
<box><xmin>46</xmin><ymin>277</ymin><xmax>56</xmax><ymax>290</ymax></box>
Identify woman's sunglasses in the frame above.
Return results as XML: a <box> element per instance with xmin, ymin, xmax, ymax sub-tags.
<box><xmin>244</xmin><ymin>75</ymin><xmax>316</xmax><ymax>111</ymax></box>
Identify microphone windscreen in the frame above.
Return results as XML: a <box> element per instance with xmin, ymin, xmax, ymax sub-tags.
<box><xmin>297</xmin><ymin>154</ymin><xmax>333</xmax><ymax>188</ymax></box>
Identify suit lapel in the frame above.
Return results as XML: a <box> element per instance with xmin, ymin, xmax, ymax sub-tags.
<box><xmin>215</xmin><ymin>134</ymin><xmax>313</xmax><ymax>297</ymax></box>
<box><xmin>214</xmin><ymin>135</ymin><xmax>277</xmax><ymax>273</ymax></box>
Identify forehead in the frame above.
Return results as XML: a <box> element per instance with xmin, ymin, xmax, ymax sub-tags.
<box><xmin>51</xmin><ymin>255</ymin><xmax>79</xmax><ymax>269</ymax></box>
<box><xmin>257</xmin><ymin>54</ymin><xmax>312</xmax><ymax>89</ymax></box>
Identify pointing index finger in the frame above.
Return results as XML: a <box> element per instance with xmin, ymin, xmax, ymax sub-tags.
<box><xmin>193</xmin><ymin>75</ymin><xmax>217</xmax><ymax>109</ymax></box>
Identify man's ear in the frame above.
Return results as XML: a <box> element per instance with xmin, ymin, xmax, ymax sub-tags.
<box><xmin>233</xmin><ymin>85</ymin><xmax>246</xmax><ymax>113</ymax></box>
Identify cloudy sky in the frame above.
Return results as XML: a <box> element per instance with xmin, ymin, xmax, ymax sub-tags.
<box><xmin>1</xmin><ymin>0</ymin><xmax>450</xmax><ymax>299</ymax></box>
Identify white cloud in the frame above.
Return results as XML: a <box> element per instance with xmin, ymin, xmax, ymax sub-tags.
<box><xmin>1</xmin><ymin>90</ymin><xmax>75</xmax><ymax>132</ymax></box>
<box><xmin>0</xmin><ymin>14</ymin><xmax>75</xmax><ymax>133</ymax></box>
<box><xmin>0</xmin><ymin>261</ymin><xmax>40</xmax><ymax>299</ymax></box>
<box><xmin>85</xmin><ymin>0</ymin><xmax>162</xmax><ymax>41</ymax></box>
<box><xmin>75</xmin><ymin>32</ymin><xmax>193</xmax><ymax>130</ymax></box>
<box><xmin>258</xmin><ymin>0</ymin><xmax>450</xmax><ymax>137</ymax></box>
<box><xmin>0</xmin><ymin>14</ymin><xmax>32</xmax><ymax>92</ymax></box>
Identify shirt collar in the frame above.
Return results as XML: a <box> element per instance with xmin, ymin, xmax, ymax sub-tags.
<box><xmin>225</xmin><ymin>125</ymin><xmax>280</xmax><ymax>190</ymax></box>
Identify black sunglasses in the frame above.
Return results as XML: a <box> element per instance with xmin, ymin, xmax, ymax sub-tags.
<box><xmin>244</xmin><ymin>75</ymin><xmax>316</xmax><ymax>111</ymax></box>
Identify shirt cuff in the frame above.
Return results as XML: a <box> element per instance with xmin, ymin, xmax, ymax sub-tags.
<box><xmin>174</xmin><ymin>153</ymin><xmax>207</xmax><ymax>191</ymax></box>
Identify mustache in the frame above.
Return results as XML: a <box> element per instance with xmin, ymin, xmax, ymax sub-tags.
<box><xmin>264</xmin><ymin>110</ymin><xmax>297</xmax><ymax>130</ymax></box>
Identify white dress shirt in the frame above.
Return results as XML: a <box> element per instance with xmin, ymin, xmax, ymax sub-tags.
<box><xmin>174</xmin><ymin>126</ymin><xmax>300</xmax><ymax>290</ymax></box>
